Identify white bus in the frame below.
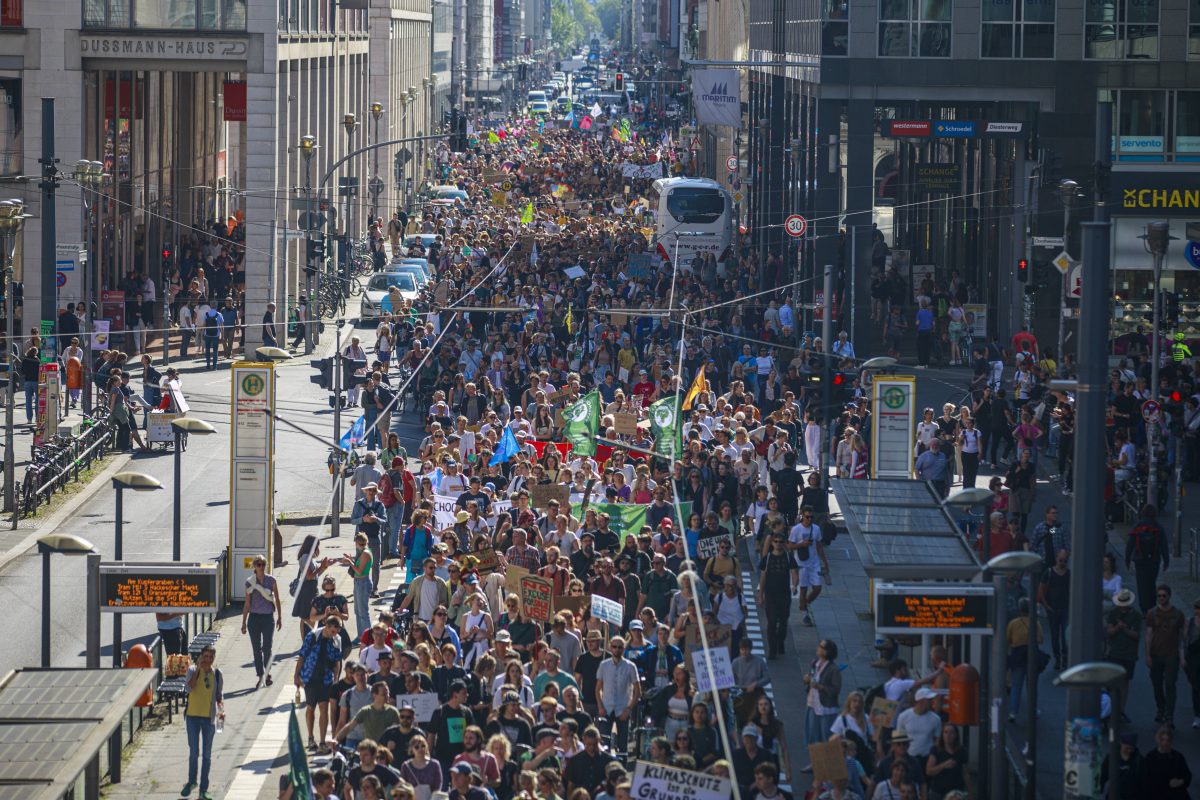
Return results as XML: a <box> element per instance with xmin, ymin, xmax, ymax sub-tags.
<box><xmin>650</xmin><ymin>177</ymin><xmax>735</xmax><ymax>267</ymax></box>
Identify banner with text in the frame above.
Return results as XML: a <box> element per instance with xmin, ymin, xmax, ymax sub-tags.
<box><xmin>691</xmin><ymin>69</ymin><xmax>742</xmax><ymax>128</ymax></box>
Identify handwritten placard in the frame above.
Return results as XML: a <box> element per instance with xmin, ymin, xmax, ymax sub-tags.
<box><xmin>396</xmin><ymin>692</ymin><xmax>440</xmax><ymax>723</ymax></box>
<box><xmin>519</xmin><ymin>574</ymin><xmax>553</xmax><ymax>621</ymax></box>
<box><xmin>809</xmin><ymin>740</ymin><xmax>849</xmax><ymax>784</ymax></box>
<box><xmin>531</xmin><ymin>483</ymin><xmax>570</xmax><ymax>510</ymax></box>
<box><xmin>613</xmin><ymin>413</ymin><xmax>638</xmax><ymax>436</ymax></box>
<box><xmin>590</xmin><ymin>594</ymin><xmax>624</xmax><ymax>626</ymax></box>
<box><xmin>473</xmin><ymin>547</ymin><xmax>501</xmax><ymax>575</ymax></box>
<box><xmin>870</xmin><ymin>697</ymin><xmax>900</xmax><ymax>729</ymax></box>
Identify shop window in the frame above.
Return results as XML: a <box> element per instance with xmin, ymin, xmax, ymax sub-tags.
<box><xmin>983</xmin><ymin>0</ymin><xmax>1055</xmax><ymax>57</ymax></box>
<box><xmin>1190</xmin><ymin>0</ymin><xmax>1200</xmax><ymax>59</ymax></box>
<box><xmin>1177</xmin><ymin>92</ymin><xmax>1200</xmax><ymax>162</ymax></box>
<box><xmin>86</xmin><ymin>0</ymin><xmax>245</xmax><ymax>29</ymax></box>
<box><xmin>0</xmin><ymin>78</ymin><xmax>21</xmax><ymax>177</ymax></box>
<box><xmin>878</xmin><ymin>0</ymin><xmax>950</xmax><ymax>57</ymax></box>
<box><xmin>1117</xmin><ymin>89</ymin><xmax>1165</xmax><ymax>162</ymax></box>
<box><xmin>822</xmin><ymin>0</ymin><xmax>848</xmax><ymax>56</ymax></box>
<box><xmin>1085</xmin><ymin>0</ymin><xmax>1159</xmax><ymax>60</ymax></box>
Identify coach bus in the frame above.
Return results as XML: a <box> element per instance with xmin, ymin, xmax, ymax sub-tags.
<box><xmin>650</xmin><ymin>177</ymin><xmax>735</xmax><ymax>267</ymax></box>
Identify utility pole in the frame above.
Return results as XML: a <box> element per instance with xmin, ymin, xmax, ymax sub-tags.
<box><xmin>39</xmin><ymin>99</ymin><xmax>59</xmax><ymax>336</ymax></box>
<box><xmin>819</xmin><ymin>263</ymin><xmax>833</xmax><ymax>487</ymax></box>
<box><xmin>300</xmin><ymin>135</ymin><xmax>317</xmax><ymax>355</ymax></box>
<box><xmin>1057</xmin><ymin>179</ymin><xmax>1078</xmax><ymax>367</ymax></box>
<box><xmin>332</xmin><ymin>319</ymin><xmax>343</xmax><ymax>538</ymax></box>
<box><xmin>1065</xmin><ymin>100</ymin><xmax>1113</xmax><ymax>724</ymax></box>
<box><xmin>1145</xmin><ymin>220</ymin><xmax>1171</xmax><ymax>513</ymax></box>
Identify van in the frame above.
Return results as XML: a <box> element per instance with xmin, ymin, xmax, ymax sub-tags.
<box><xmin>527</xmin><ymin>90</ymin><xmax>547</xmax><ymax>106</ymax></box>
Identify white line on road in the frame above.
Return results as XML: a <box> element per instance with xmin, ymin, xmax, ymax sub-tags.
<box><xmin>222</xmin><ymin>678</ymin><xmax>294</xmax><ymax>800</ymax></box>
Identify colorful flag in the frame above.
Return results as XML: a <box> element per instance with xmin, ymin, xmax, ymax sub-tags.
<box><xmin>561</xmin><ymin>390</ymin><xmax>600</xmax><ymax>456</ymax></box>
<box><xmin>287</xmin><ymin>705</ymin><xmax>313</xmax><ymax>800</ymax></box>
<box><xmin>580</xmin><ymin>115</ymin><xmax>593</xmax><ymax>131</ymax></box>
<box><xmin>487</xmin><ymin>131</ymin><xmax>500</xmax><ymax>144</ymax></box>
<box><xmin>520</xmin><ymin>202</ymin><xmax>534</xmax><ymax>224</ymax></box>
<box><xmin>489</xmin><ymin>426</ymin><xmax>521</xmax><ymax>466</ymax></box>
<box><xmin>591</xmin><ymin>102</ymin><xmax>602</xmax><ymax>117</ymax></box>
<box><xmin>649</xmin><ymin>396</ymin><xmax>682</xmax><ymax>458</ymax></box>
<box><xmin>339</xmin><ymin>416</ymin><xmax>365</xmax><ymax>450</ymax></box>
<box><xmin>564</xmin><ymin>306</ymin><xmax>574</xmax><ymax>335</ymax></box>
<box><xmin>682</xmin><ymin>368</ymin><xmax>708</xmax><ymax>411</ymax></box>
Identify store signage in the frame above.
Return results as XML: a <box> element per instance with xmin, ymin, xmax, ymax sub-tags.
<box><xmin>986</xmin><ymin>122</ymin><xmax>1023</xmax><ymax>134</ymax></box>
<box><xmin>81</xmin><ymin>34</ymin><xmax>249</xmax><ymax>60</ymax></box>
<box><xmin>935</xmin><ymin>121</ymin><xmax>975</xmax><ymax>138</ymax></box>
<box><xmin>875</xmin><ymin>583</ymin><xmax>995</xmax><ymax>635</ymax></box>
<box><xmin>1185</xmin><ymin>241</ymin><xmax>1200</xmax><ymax>271</ymax></box>
<box><xmin>889</xmin><ymin>120</ymin><xmax>931</xmax><ymax>137</ymax></box>
<box><xmin>916</xmin><ymin>163</ymin><xmax>960</xmax><ymax>193</ymax></box>
<box><xmin>1111</xmin><ymin>171</ymin><xmax>1200</xmax><ymax>215</ymax></box>
<box><xmin>223</xmin><ymin>80</ymin><xmax>247</xmax><ymax>122</ymax></box>
<box><xmin>99</xmin><ymin>563</ymin><xmax>219</xmax><ymax>614</ymax></box>
<box><xmin>1</xmin><ymin>0</ymin><xmax>22</xmax><ymax>28</ymax></box>
<box><xmin>1119</xmin><ymin>136</ymin><xmax>1163</xmax><ymax>153</ymax></box>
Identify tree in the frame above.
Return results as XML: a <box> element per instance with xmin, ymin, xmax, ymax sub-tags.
<box><xmin>595</xmin><ymin>0</ymin><xmax>620</xmax><ymax>40</ymax></box>
<box><xmin>551</xmin><ymin>0</ymin><xmax>581</xmax><ymax>47</ymax></box>
<box><xmin>572</xmin><ymin>0</ymin><xmax>601</xmax><ymax>37</ymax></box>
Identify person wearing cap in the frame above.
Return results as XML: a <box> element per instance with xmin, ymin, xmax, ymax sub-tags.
<box><xmin>894</xmin><ymin>684</ymin><xmax>942</xmax><ymax>762</ymax></box>
<box><xmin>870</xmin><ymin>730</ymin><xmax>925</xmax><ymax>798</ymax></box>
<box><xmin>446</xmin><ymin>761</ymin><xmax>488</xmax><ymax>800</ymax></box>
<box><xmin>732</xmin><ymin>724</ymin><xmax>777</xmax><ymax>797</ymax></box>
<box><xmin>520</xmin><ymin>726</ymin><xmax>564</xmax><ymax>774</ymax></box>
<box><xmin>438</xmin><ymin>458</ymin><xmax>469</xmax><ymax>495</ymax></box>
<box><xmin>1105</xmin><ymin>588</ymin><xmax>1143</xmax><ymax>698</ymax></box>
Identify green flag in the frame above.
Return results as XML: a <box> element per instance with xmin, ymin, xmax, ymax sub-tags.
<box><xmin>571</xmin><ymin>502</ymin><xmax>646</xmax><ymax>546</ymax></box>
<box><xmin>562</xmin><ymin>390</ymin><xmax>600</xmax><ymax>456</ymax></box>
<box><xmin>649</xmin><ymin>396</ymin><xmax>682</xmax><ymax>459</ymax></box>
<box><xmin>287</xmin><ymin>704</ymin><xmax>313</xmax><ymax>800</ymax></box>
<box><xmin>520</xmin><ymin>201</ymin><xmax>534</xmax><ymax>224</ymax></box>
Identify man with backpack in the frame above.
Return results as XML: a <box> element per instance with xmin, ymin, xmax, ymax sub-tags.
<box><xmin>1126</xmin><ymin>504</ymin><xmax>1170</xmax><ymax>614</ymax></box>
<box><xmin>201</xmin><ymin>304</ymin><xmax>223</xmax><ymax>370</ymax></box>
<box><xmin>378</xmin><ymin>456</ymin><xmax>410</xmax><ymax>560</ymax></box>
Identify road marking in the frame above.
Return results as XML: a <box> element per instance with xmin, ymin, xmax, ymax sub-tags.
<box><xmin>741</xmin><ymin>567</ymin><xmax>789</xmax><ymax>791</ymax></box>
<box><xmin>222</xmin><ymin>678</ymin><xmax>294</xmax><ymax>800</ymax></box>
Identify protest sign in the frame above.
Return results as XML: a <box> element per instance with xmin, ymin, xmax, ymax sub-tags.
<box><xmin>869</xmin><ymin>697</ymin><xmax>900</xmax><ymax>729</ymax></box>
<box><xmin>590</xmin><ymin>594</ymin><xmax>624</xmax><ymax>626</ymax></box>
<box><xmin>695</xmin><ymin>531</ymin><xmax>734</xmax><ymax>559</ymax></box>
<box><xmin>683</xmin><ymin>622</ymin><xmax>732</xmax><ymax>657</ymax></box>
<box><xmin>553</xmin><ymin>595</ymin><xmax>589</xmax><ymax>618</ymax></box>
<box><xmin>473</xmin><ymin>548</ymin><xmax>501</xmax><ymax>575</ymax></box>
<box><xmin>397</xmin><ymin>692</ymin><xmax>440</xmax><ymax>723</ymax></box>
<box><xmin>531</xmin><ymin>483</ymin><xmax>571</xmax><ymax>510</ymax></box>
<box><xmin>432</xmin><ymin>495</ymin><xmax>460</xmax><ymax>529</ymax></box>
<box><xmin>690</xmin><ymin>647</ymin><xmax>736</xmax><ymax>693</ymax></box>
<box><xmin>613</xmin><ymin>413</ymin><xmax>638</xmax><ymax>436</ymax></box>
<box><xmin>631</xmin><ymin>762</ymin><xmax>730</xmax><ymax>800</ymax></box>
<box><xmin>810</xmin><ymin>740</ymin><xmax>849</xmax><ymax>783</ymax></box>
<box><xmin>519</xmin><ymin>574</ymin><xmax>553</xmax><ymax>621</ymax></box>
<box><xmin>503</xmin><ymin>566</ymin><xmax>529</xmax><ymax>604</ymax></box>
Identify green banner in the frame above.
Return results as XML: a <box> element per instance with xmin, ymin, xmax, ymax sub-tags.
<box><xmin>287</xmin><ymin>704</ymin><xmax>313</xmax><ymax>799</ymax></box>
<box><xmin>570</xmin><ymin>500</ymin><xmax>692</xmax><ymax>547</ymax></box>
<box><xmin>562</xmin><ymin>390</ymin><xmax>600</xmax><ymax>456</ymax></box>
<box><xmin>649</xmin><ymin>396</ymin><xmax>682</xmax><ymax>458</ymax></box>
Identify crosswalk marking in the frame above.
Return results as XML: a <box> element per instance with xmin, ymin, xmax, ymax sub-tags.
<box><xmin>741</xmin><ymin>568</ymin><xmax>790</xmax><ymax>792</ymax></box>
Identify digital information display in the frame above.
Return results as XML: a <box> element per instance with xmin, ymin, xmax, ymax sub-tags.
<box><xmin>875</xmin><ymin>583</ymin><xmax>995</xmax><ymax>636</ymax></box>
<box><xmin>99</xmin><ymin>563</ymin><xmax>219</xmax><ymax>614</ymax></box>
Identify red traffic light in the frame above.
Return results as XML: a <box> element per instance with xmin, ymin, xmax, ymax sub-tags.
<box><xmin>161</xmin><ymin>246</ymin><xmax>172</xmax><ymax>259</ymax></box>
<box><xmin>832</xmin><ymin>373</ymin><xmax>847</xmax><ymax>386</ymax></box>
<box><xmin>1017</xmin><ymin>258</ymin><xmax>1029</xmax><ymax>282</ymax></box>
<box><xmin>1170</xmin><ymin>390</ymin><xmax>1183</xmax><ymax>403</ymax></box>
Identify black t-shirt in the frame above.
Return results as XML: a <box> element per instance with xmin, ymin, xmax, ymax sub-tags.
<box><xmin>428</xmin><ymin>703</ymin><xmax>473</xmax><ymax>765</ymax></box>
<box><xmin>574</xmin><ymin>650</ymin><xmax>605</xmax><ymax>704</ymax></box>
<box><xmin>928</xmin><ymin>745</ymin><xmax>968</xmax><ymax>794</ymax></box>
<box><xmin>379</xmin><ymin>724</ymin><xmax>419</xmax><ymax>761</ymax></box>
<box><xmin>1042</xmin><ymin>567</ymin><xmax>1071</xmax><ymax>611</ymax></box>
<box><xmin>312</xmin><ymin>593</ymin><xmax>348</xmax><ymax>619</ymax></box>
<box><xmin>559</xmin><ymin>708</ymin><xmax>593</xmax><ymax>732</ymax></box>
<box><xmin>347</xmin><ymin>763</ymin><xmax>401</xmax><ymax>794</ymax></box>
<box><xmin>368</xmin><ymin>671</ymin><xmax>405</xmax><ymax>699</ymax></box>
<box><xmin>760</xmin><ymin>551</ymin><xmax>798</xmax><ymax>594</ymax></box>
<box><xmin>563</xmin><ymin>749</ymin><xmax>616</xmax><ymax>795</ymax></box>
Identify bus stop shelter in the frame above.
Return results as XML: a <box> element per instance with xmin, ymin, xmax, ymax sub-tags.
<box><xmin>0</xmin><ymin>667</ymin><xmax>156</xmax><ymax>800</ymax></box>
<box><xmin>830</xmin><ymin>477</ymin><xmax>983</xmax><ymax>580</ymax></box>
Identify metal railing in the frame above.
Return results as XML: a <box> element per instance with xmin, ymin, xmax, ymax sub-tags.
<box><xmin>18</xmin><ymin>416</ymin><xmax>116</xmax><ymax>518</ymax></box>
<box><xmin>1188</xmin><ymin>527</ymin><xmax>1199</xmax><ymax>582</ymax></box>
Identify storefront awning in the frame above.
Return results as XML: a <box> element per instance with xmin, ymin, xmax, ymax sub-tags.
<box><xmin>831</xmin><ymin>478</ymin><xmax>983</xmax><ymax>580</ymax></box>
<box><xmin>0</xmin><ymin>668</ymin><xmax>156</xmax><ymax>800</ymax></box>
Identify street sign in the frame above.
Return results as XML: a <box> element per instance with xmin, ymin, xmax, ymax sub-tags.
<box><xmin>1067</xmin><ymin>263</ymin><xmax>1082</xmax><ymax>298</ymax></box>
<box><xmin>99</xmin><ymin>563</ymin><xmax>219</xmax><ymax>614</ymax></box>
<box><xmin>1142</xmin><ymin>399</ymin><xmax>1161</xmax><ymax>423</ymax></box>
<box><xmin>1033</xmin><ymin>236</ymin><xmax>1065</xmax><ymax>248</ymax></box>
<box><xmin>725</xmin><ymin>155</ymin><xmax>738</xmax><ymax>172</ymax></box>
<box><xmin>1052</xmin><ymin>250</ymin><xmax>1073</xmax><ymax>275</ymax></box>
<box><xmin>732</xmin><ymin>191</ymin><xmax>744</xmax><ymax>204</ymax></box>
<box><xmin>297</xmin><ymin>211</ymin><xmax>327</xmax><ymax>231</ymax></box>
<box><xmin>230</xmin><ymin>362</ymin><xmax>276</xmax><ymax>597</ymax></box>
<box><xmin>1186</xmin><ymin>240</ymin><xmax>1200</xmax><ymax>270</ymax></box>
<box><xmin>784</xmin><ymin>214</ymin><xmax>807</xmax><ymax>238</ymax></box>
<box><xmin>875</xmin><ymin>583</ymin><xmax>995</xmax><ymax>636</ymax></box>
<box><xmin>871</xmin><ymin>376</ymin><xmax>916</xmax><ymax>479</ymax></box>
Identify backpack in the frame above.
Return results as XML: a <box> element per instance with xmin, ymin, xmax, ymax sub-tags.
<box><xmin>1129</xmin><ymin>521</ymin><xmax>1161</xmax><ymax>562</ymax></box>
<box><xmin>203</xmin><ymin>310</ymin><xmax>221</xmax><ymax>339</ymax></box>
<box><xmin>838</xmin><ymin>715</ymin><xmax>876</xmax><ymax>776</ymax></box>
<box><xmin>377</xmin><ymin>471</ymin><xmax>397</xmax><ymax>508</ymax></box>
<box><xmin>402</xmin><ymin>525</ymin><xmax>433</xmax><ymax>554</ymax></box>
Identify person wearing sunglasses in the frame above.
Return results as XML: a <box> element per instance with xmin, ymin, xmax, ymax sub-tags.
<box><xmin>181</xmin><ymin>645</ymin><xmax>224</xmax><ymax>799</ymax></box>
<box><xmin>787</xmin><ymin>507</ymin><xmax>829</xmax><ymax>627</ymax></box>
<box><xmin>758</xmin><ymin>530</ymin><xmax>799</xmax><ymax>659</ymax></box>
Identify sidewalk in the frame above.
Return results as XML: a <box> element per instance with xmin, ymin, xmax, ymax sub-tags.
<box><xmin>102</xmin><ymin>522</ymin><xmax>389</xmax><ymax>800</ymax></box>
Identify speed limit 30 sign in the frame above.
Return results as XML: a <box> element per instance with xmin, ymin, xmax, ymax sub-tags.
<box><xmin>726</xmin><ymin>155</ymin><xmax>738</xmax><ymax>172</ymax></box>
<box><xmin>785</xmin><ymin>214</ymin><xmax>807</xmax><ymax>238</ymax></box>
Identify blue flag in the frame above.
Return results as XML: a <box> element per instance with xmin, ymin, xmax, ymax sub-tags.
<box><xmin>489</xmin><ymin>426</ymin><xmax>520</xmax><ymax>466</ymax></box>
<box><xmin>340</xmin><ymin>415</ymin><xmax>364</xmax><ymax>450</ymax></box>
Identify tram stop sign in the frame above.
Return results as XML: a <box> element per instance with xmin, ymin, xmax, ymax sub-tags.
<box><xmin>785</xmin><ymin>214</ymin><xmax>807</xmax><ymax>238</ymax></box>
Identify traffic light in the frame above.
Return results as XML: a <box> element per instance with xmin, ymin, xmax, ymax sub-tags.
<box><xmin>161</xmin><ymin>243</ymin><xmax>173</xmax><ymax>270</ymax></box>
<box><xmin>829</xmin><ymin>371</ymin><xmax>855</xmax><ymax>413</ymax></box>
<box><xmin>1016</xmin><ymin>258</ymin><xmax>1029</xmax><ymax>283</ymax></box>
<box><xmin>310</xmin><ymin>357</ymin><xmax>332</xmax><ymax>390</ymax></box>
<box><xmin>307</xmin><ymin>237</ymin><xmax>326</xmax><ymax>264</ymax></box>
<box><xmin>449</xmin><ymin>108</ymin><xmax>467</xmax><ymax>152</ymax></box>
<box><xmin>614</xmin><ymin>72</ymin><xmax>624</xmax><ymax>92</ymax></box>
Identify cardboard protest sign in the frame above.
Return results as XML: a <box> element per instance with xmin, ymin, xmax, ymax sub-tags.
<box><xmin>397</xmin><ymin>692</ymin><xmax>440</xmax><ymax>723</ymax></box>
<box><xmin>519</xmin><ymin>574</ymin><xmax>553</xmax><ymax>621</ymax></box>
<box><xmin>631</xmin><ymin>762</ymin><xmax>730</xmax><ymax>800</ymax></box>
<box><xmin>473</xmin><ymin>548</ymin><xmax>501</xmax><ymax>575</ymax></box>
<box><xmin>683</xmin><ymin>622</ymin><xmax>732</xmax><ymax>657</ymax></box>
<box><xmin>553</xmin><ymin>595</ymin><xmax>589</xmax><ymax>617</ymax></box>
<box><xmin>503</xmin><ymin>566</ymin><xmax>529</xmax><ymax>604</ymax></box>
<box><xmin>531</xmin><ymin>483</ymin><xmax>570</xmax><ymax>510</ymax></box>
<box><xmin>870</xmin><ymin>697</ymin><xmax>900</xmax><ymax>729</ymax></box>
<box><xmin>613</xmin><ymin>413</ymin><xmax>638</xmax><ymax>436</ymax></box>
<box><xmin>809</xmin><ymin>740</ymin><xmax>849</xmax><ymax>783</ymax></box>
<box><xmin>696</xmin><ymin>531</ymin><xmax>734</xmax><ymax>559</ymax></box>
<box><xmin>691</xmin><ymin>647</ymin><xmax>736</xmax><ymax>693</ymax></box>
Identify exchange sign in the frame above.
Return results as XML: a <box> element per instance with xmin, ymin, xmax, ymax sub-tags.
<box><xmin>874</xmin><ymin>583</ymin><xmax>995</xmax><ymax>636</ymax></box>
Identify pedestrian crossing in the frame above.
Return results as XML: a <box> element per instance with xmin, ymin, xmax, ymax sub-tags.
<box><xmin>741</xmin><ymin>567</ymin><xmax>791</xmax><ymax>793</ymax></box>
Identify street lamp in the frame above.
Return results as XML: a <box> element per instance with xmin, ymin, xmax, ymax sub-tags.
<box><xmin>170</xmin><ymin>418</ymin><xmax>216</xmax><ymax>561</ymax></box>
<box><xmin>0</xmin><ymin>199</ymin><xmax>29</xmax><ymax>517</ymax></box>
<box><xmin>369</xmin><ymin>103</ymin><xmax>384</xmax><ymax>218</ymax></box>
<box><xmin>1054</xmin><ymin>662</ymin><xmax>1129</xmax><ymax>800</ymax></box>
<box><xmin>1141</xmin><ymin>220</ymin><xmax>1173</xmax><ymax>510</ymax></box>
<box><xmin>299</xmin><ymin>135</ymin><xmax>317</xmax><ymax>355</ymax></box>
<box><xmin>73</xmin><ymin>161</ymin><xmax>109</xmax><ymax>414</ymax></box>
<box><xmin>982</xmin><ymin>550</ymin><xmax>1043</xmax><ymax>800</ymax></box>
<box><xmin>110</xmin><ymin>471</ymin><xmax>162</xmax><ymax>667</ymax></box>
<box><xmin>37</xmin><ymin>533</ymin><xmax>95</xmax><ymax>666</ymax></box>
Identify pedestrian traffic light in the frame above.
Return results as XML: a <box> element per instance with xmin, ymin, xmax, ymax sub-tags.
<box><xmin>306</xmin><ymin>237</ymin><xmax>326</xmax><ymax>264</ymax></box>
<box><xmin>161</xmin><ymin>243</ymin><xmax>173</xmax><ymax>270</ymax></box>
<box><xmin>614</xmin><ymin>72</ymin><xmax>624</xmax><ymax>92</ymax></box>
<box><xmin>1163</xmin><ymin>290</ymin><xmax>1180</xmax><ymax>324</ymax></box>
<box><xmin>1016</xmin><ymin>258</ymin><xmax>1029</xmax><ymax>283</ymax></box>
<box><xmin>829</xmin><ymin>371</ymin><xmax>855</xmax><ymax>413</ymax></box>
<box><xmin>310</xmin><ymin>357</ymin><xmax>332</xmax><ymax>390</ymax></box>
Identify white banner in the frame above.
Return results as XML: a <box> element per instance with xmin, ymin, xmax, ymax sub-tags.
<box><xmin>691</xmin><ymin>69</ymin><xmax>742</xmax><ymax>128</ymax></box>
<box><xmin>433</xmin><ymin>494</ymin><xmax>513</xmax><ymax>530</ymax></box>
<box><xmin>631</xmin><ymin>762</ymin><xmax>731</xmax><ymax>800</ymax></box>
<box><xmin>620</xmin><ymin>162</ymin><xmax>664</xmax><ymax>179</ymax></box>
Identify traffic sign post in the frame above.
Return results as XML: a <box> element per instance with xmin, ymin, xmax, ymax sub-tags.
<box><xmin>1052</xmin><ymin>250</ymin><xmax>1073</xmax><ymax>275</ymax></box>
<box><xmin>725</xmin><ymin>155</ymin><xmax>738</xmax><ymax>172</ymax></box>
<box><xmin>785</xmin><ymin>214</ymin><xmax>807</xmax><ymax>239</ymax></box>
<box><xmin>1142</xmin><ymin>399</ymin><xmax>1161</xmax><ymax>423</ymax></box>
<box><xmin>1067</xmin><ymin>263</ymin><xmax>1082</xmax><ymax>299</ymax></box>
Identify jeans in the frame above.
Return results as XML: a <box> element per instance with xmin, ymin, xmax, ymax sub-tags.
<box><xmin>23</xmin><ymin>380</ymin><xmax>36</xmax><ymax>422</ymax></box>
<box><xmin>805</xmin><ymin>708</ymin><xmax>835</xmax><ymax>749</ymax></box>
<box><xmin>203</xmin><ymin>336</ymin><xmax>220</xmax><ymax>369</ymax></box>
<box><xmin>386</xmin><ymin>503</ymin><xmax>405</xmax><ymax>558</ymax></box>
<box><xmin>1045</xmin><ymin>606</ymin><xmax>1068</xmax><ymax>663</ymax></box>
<box><xmin>598</xmin><ymin>712</ymin><xmax>630</xmax><ymax>755</ymax></box>
<box><xmin>1132</xmin><ymin>560</ymin><xmax>1161</xmax><ymax>614</ymax></box>
<box><xmin>185</xmin><ymin>715</ymin><xmax>215</xmax><ymax>792</ymax></box>
<box><xmin>364</xmin><ymin>407</ymin><xmax>380</xmax><ymax>449</ymax></box>
<box><xmin>353</xmin><ymin>576</ymin><xmax>373</xmax><ymax>638</ymax></box>
<box><xmin>1008</xmin><ymin>665</ymin><xmax>1029</xmax><ymax>717</ymax></box>
<box><xmin>367</xmin><ymin>536</ymin><xmax>382</xmax><ymax>590</ymax></box>
<box><xmin>247</xmin><ymin>613</ymin><xmax>275</xmax><ymax>678</ymax></box>
<box><xmin>1150</xmin><ymin>655</ymin><xmax>1180</xmax><ymax>719</ymax></box>
<box><xmin>180</xmin><ymin>329</ymin><xmax>192</xmax><ymax>357</ymax></box>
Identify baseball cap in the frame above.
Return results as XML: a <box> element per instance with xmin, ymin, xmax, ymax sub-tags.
<box><xmin>537</xmin><ymin>728</ymin><xmax>558</xmax><ymax>741</ymax></box>
<box><xmin>915</xmin><ymin>687</ymin><xmax>937</xmax><ymax>702</ymax></box>
<box><xmin>495</xmin><ymin>630</ymin><xmax>513</xmax><ymax>642</ymax></box>
<box><xmin>628</xmin><ymin>620</ymin><xmax>644</xmax><ymax>631</ymax></box>
<box><xmin>741</xmin><ymin>725</ymin><xmax>760</xmax><ymax>739</ymax></box>
<box><xmin>450</xmin><ymin>762</ymin><xmax>477</xmax><ymax>777</ymax></box>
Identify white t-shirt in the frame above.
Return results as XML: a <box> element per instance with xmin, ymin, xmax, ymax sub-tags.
<box><xmin>787</xmin><ymin>523</ymin><xmax>821</xmax><ymax>566</ymax></box>
<box><xmin>895</xmin><ymin>706</ymin><xmax>942</xmax><ymax>757</ymax></box>
<box><xmin>439</xmin><ymin>473</ymin><xmax>468</xmax><ymax>495</ymax></box>
<box><xmin>831</xmin><ymin>713</ymin><xmax>874</xmax><ymax>742</ymax></box>
<box><xmin>884</xmin><ymin>676</ymin><xmax>915</xmax><ymax>702</ymax></box>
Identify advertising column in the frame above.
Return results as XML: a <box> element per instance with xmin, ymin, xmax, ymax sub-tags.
<box><xmin>229</xmin><ymin>362</ymin><xmax>275</xmax><ymax>597</ymax></box>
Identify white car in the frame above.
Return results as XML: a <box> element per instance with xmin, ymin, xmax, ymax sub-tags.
<box><xmin>360</xmin><ymin>271</ymin><xmax>420</xmax><ymax>320</ymax></box>
<box><xmin>529</xmin><ymin>101</ymin><xmax>552</xmax><ymax>117</ymax></box>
